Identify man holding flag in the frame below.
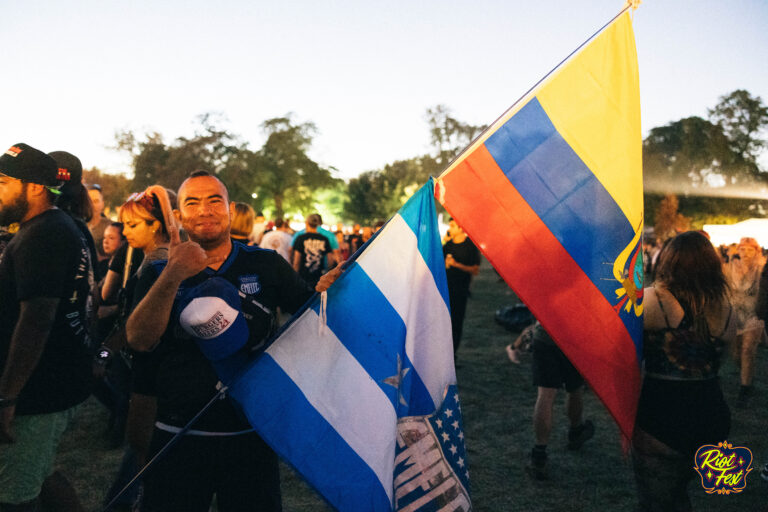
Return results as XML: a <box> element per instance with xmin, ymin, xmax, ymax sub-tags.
<box><xmin>125</xmin><ymin>170</ymin><xmax>339</xmax><ymax>511</ymax></box>
<box><xmin>227</xmin><ymin>179</ymin><xmax>471</xmax><ymax>511</ymax></box>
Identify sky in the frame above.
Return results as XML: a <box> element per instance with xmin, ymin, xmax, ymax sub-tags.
<box><xmin>2</xmin><ymin>0</ymin><xmax>767</xmax><ymax>182</ymax></box>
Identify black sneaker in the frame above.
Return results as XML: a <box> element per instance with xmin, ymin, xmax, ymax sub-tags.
<box><xmin>525</xmin><ymin>448</ymin><xmax>548</xmax><ymax>480</ymax></box>
<box><xmin>568</xmin><ymin>420</ymin><xmax>595</xmax><ymax>450</ymax></box>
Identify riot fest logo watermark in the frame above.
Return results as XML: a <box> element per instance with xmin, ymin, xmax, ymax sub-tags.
<box><xmin>694</xmin><ymin>440</ymin><xmax>753</xmax><ymax>494</ymax></box>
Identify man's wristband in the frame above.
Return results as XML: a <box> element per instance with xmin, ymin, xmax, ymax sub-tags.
<box><xmin>0</xmin><ymin>396</ymin><xmax>17</xmax><ymax>409</ymax></box>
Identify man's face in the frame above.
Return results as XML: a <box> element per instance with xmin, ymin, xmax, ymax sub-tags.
<box><xmin>738</xmin><ymin>244</ymin><xmax>757</xmax><ymax>262</ymax></box>
<box><xmin>177</xmin><ymin>176</ymin><xmax>230</xmax><ymax>247</ymax></box>
<box><xmin>0</xmin><ymin>175</ymin><xmax>29</xmax><ymax>226</ymax></box>
<box><xmin>88</xmin><ymin>189</ymin><xmax>104</xmax><ymax>216</ymax></box>
<box><xmin>448</xmin><ymin>220</ymin><xmax>463</xmax><ymax>238</ymax></box>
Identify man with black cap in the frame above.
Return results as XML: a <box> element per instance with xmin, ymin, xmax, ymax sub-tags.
<box><xmin>0</xmin><ymin>143</ymin><xmax>92</xmax><ymax>510</ymax></box>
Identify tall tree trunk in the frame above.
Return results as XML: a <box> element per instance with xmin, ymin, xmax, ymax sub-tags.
<box><xmin>274</xmin><ymin>194</ymin><xmax>284</xmax><ymax>219</ymax></box>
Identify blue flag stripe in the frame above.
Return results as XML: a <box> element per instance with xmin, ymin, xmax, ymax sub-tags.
<box><xmin>230</xmin><ymin>354</ymin><xmax>393</xmax><ymax>511</ymax></box>
<box><xmin>262</xmin><ymin>306</ymin><xmax>397</xmax><ymax>501</ymax></box>
<box><xmin>313</xmin><ymin>262</ymin><xmax>436</xmax><ymax>416</ymax></box>
<box><xmin>396</xmin><ymin>180</ymin><xmax>451</xmax><ymax>310</ymax></box>
<box><xmin>484</xmin><ymin>97</ymin><xmax>641</xmax><ymax>342</ymax></box>
<box><xmin>355</xmin><ymin>212</ymin><xmax>455</xmax><ymax>412</ymax></box>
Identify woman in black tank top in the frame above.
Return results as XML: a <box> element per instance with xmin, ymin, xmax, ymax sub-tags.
<box><xmin>632</xmin><ymin>231</ymin><xmax>735</xmax><ymax>512</ymax></box>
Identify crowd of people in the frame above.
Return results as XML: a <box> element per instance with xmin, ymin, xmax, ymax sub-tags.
<box><xmin>0</xmin><ymin>143</ymin><xmax>344</xmax><ymax>511</ymax></box>
<box><xmin>0</xmin><ymin>140</ymin><xmax>766</xmax><ymax>512</ymax></box>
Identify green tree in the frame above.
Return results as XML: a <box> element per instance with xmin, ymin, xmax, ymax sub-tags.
<box><xmin>82</xmin><ymin>167</ymin><xmax>134</xmax><ymax>215</ymax></box>
<box><xmin>345</xmin><ymin>170</ymin><xmax>399</xmax><ymax>224</ymax></box>
<box><xmin>642</xmin><ymin>116</ymin><xmax>740</xmax><ymax>189</ymax></box>
<box><xmin>114</xmin><ymin>113</ymin><xmax>246</xmax><ymax>192</ymax></box>
<box><xmin>708</xmin><ymin>89</ymin><xmax>768</xmax><ymax>172</ymax></box>
<box><xmin>343</xmin><ymin>155</ymin><xmax>440</xmax><ymax>224</ymax></box>
<box><xmin>249</xmin><ymin>116</ymin><xmax>338</xmax><ymax>219</ymax></box>
<box><xmin>425</xmin><ymin>105</ymin><xmax>486</xmax><ymax>167</ymax></box>
<box><xmin>312</xmin><ymin>181</ymin><xmax>348</xmax><ymax>225</ymax></box>
<box><xmin>114</xmin><ymin>131</ymin><xmax>169</xmax><ymax>191</ymax></box>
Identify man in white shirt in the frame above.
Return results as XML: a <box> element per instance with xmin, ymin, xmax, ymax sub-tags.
<box><xmin>259</xmin><ymin>218</ymin><xmax>293</xmax><ymax>262</ymax></box>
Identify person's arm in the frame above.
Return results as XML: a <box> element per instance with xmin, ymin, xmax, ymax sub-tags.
<box><xmin>0</xmin><ymin>297</ymin><xmax>59</xmax><ymax>443</ymax></box>
<box><xmin>445</xmin><ymin>254</ymin><xmax>479</xmax><ymax>276</ymax></box>
<box><xmin>292</xmin><ymin>249</ymin><xmax>301</xmax><ymax>272</ymax></box>
<box><xmin>125</xmin><ymin>268</ymin><xmax>183</xmax><ymax>352</ymax></box>
<box><xmin>126</xmin><ymin>235</ymin><xmax>223</xmax><ymax>352</ymax></box>
<box><xmin>326</xmin><ymin>243</ymin><xmax>337</xmax><ymax>268</ymax></box>
<box><xmin>101</xmin><ymin>269</ymin><xmax>122</xmax><ymax>302</ymax></box>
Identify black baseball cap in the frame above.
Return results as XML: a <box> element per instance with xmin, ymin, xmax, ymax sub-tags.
<box><xmin>0</xmin><ymin>143</ymin><xmax>60</xmax><ymax>188</ymax></box>
<box><xmin>48</xmin><ymin>150</ymin><xmax>83</xmax><ymax>185</ymax></box>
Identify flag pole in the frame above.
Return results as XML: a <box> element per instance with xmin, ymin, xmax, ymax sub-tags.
<box><xmin>100</xmin><ymin>385</ymin><xmax>228</xmax><ymax>511</ymax></box>
<box><xmin>438</xmin><ymin>1</ymin><xmax>639</xmax><ymax>181</ymax></box>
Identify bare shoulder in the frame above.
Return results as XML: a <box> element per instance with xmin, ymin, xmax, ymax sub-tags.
<box><xmin>643</xmin><ymin>284</ymin><xmax>683</xmax><ymax>329</ymax></box>
<box><xmin>642</xmin><ymin>286</ymin><xmax>663</xmax><ymax>328</ymax></box>
<box><xmin>707</xmin><ymin>300</ymin><xmax>736</xmax><ymax>343</ymax></box>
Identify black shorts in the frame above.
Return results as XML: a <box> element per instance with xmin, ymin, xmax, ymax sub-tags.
<box><xmin>532</xmin><ymin>336</ymin><xmax>584</xmax><ymax>392</ymax></box>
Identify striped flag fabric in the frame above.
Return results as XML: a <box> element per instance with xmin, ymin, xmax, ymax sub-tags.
<box><xmin>229</xmin><ymin>180</ymin><xmax>471</xmax><ymax>511</ymax></box>
<box><xmin>436</xmin><ymin>8</ymin><xmax>643</xmax><ymax>438</ymax></box>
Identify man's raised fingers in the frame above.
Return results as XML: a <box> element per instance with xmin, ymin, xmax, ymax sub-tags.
<box><xmin>168</xmin><ymin>221</ymin><xmax>182</xmax><ymax>247</ymax></box>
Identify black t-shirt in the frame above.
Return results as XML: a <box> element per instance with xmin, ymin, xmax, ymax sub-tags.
<box><xmin>109</xmin><ymin>243</ymin><xmax>144</xmax><ymax>279</ymax></box>
<box><xmin>0</xmin><ymin>209</ymin><xmax>93</xmax><ymax>415</ymax></box>
<box><xmin>131</xmin><ymin>241</ymin><xmax>313</xmax><ymax>432</ymax></box>
<box><xmin>292</xmin><ymin>232</ymin><xmax>331</xmax><ymax>286</ymax></box>
<box><xmin>443</xmin><ymin>238</ymin><xmax>480</xmax><ymax>293</ymax></box>
<box><xmin>72</xmin><ymin>216</ymin><xmax>99</xmax><ymax>284</ymax></box>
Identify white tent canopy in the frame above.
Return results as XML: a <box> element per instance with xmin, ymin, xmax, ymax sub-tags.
<box><xmin>703</xmin><ymin>218</ymin><xmax>768</xmax><ymax>248</ymax></box>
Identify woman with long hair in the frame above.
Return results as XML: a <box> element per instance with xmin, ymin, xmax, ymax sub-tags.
<box><xmin>632</xmin><ymin>231</ymin><xmax>735</xmax><ymax>511</ymax></box>
<box><xmin>97</xmin><ymin>186</ymin><xmax>177</xmax><ymax>510</ymax></box>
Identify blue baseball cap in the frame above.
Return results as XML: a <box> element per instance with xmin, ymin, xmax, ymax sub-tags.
<box><xmin>178</xmin><ymin>277</ymin><xmax>249</xmax><ymax>361</ymax></box>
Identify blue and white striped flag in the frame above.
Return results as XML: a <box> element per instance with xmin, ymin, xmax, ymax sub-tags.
<box><xmin>229</xmin><ymin>180</ymin><xmax>472</xmax><ymax>511</ymax></box>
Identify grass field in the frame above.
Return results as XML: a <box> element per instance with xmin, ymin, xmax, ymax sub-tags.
<box><xmin>57</xmin><ymin>260</ymin><xmax>768</xmax><ymax>511</ymax></box>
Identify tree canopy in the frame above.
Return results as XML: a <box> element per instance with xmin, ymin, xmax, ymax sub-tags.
<box><xmin>708</xmin><ymin>89</ymin><xmax>768</xmax><ymax>172</ymax></box>
<box><xmin>642</xmin><ymin>89</ymin><xmax>768</xmax><ymax>236</ymax></box>
<box><xmin>114</xmin><ymin>113</ymin><xmax>337</xmax><ymax>220</ymax></box>
<box><xmin>425</xmin><ymin>105</ymin><xmax>487</xmax><ymax>167</ymax></box>
<box><xmin>247</xmin><ymin>116</ymin><xmax>338</xmax><ymax>219</ymax></box>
